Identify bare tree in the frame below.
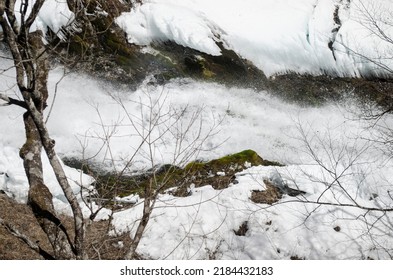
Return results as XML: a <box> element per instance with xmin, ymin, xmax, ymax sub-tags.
<box><xmin>333</xmin><ymin>0</ymin><xmax>393</xmax><ymax>78</ymax></box>
<box><xmin>1</xmin><ymin>0</ymin><xmax>222</xmax><ymax>259</ymax></box>
<box><xmin>332</xmin><ymin>0</ymin><xmax>393</xmax><ymax>157</ymax></box>
<box><xmin>76</xmin><ymin>86</ymin><xmax>224</xmax><ymax>259</ymax></box>
<box><xmin>277</xmin><ymin>120</ymin><xmax>393</xmax><ymax>258</ymax></box>
<box><xmin>0</xmin><ymin>0</ymin><xmax>85</xmax><ymax>259</ymax></box>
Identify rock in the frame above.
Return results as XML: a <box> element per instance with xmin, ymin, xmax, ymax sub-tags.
<box><xmin>250</xmin><ymin>180</ymin><xmax>283</xmax><ymax>205</ymax></box>
<box><xmin>63</xmin><ymin>150</ymin><xmax>281</xmax><ymax>203</ymax></box>
<box><xmin>268</xmin><ymin>170</ymin><xmax>306</xmax><ymax>197</ymax></box>
<box><xmin>250</xmin><ymin>171</ymin><xmax>306</xmax><ymax>205</ymax></box>
<box><xmin>183</xmin><ymin>149</ymin><xmax>282</xmax><ymax>190</ymax></box>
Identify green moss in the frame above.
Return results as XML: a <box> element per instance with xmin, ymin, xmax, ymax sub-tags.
<box><xmin>202</xmin><ymin>67</ymin><xmax>215</xmax><ymax>79</ymax></box>
<box><xmin>197</xmin><ymin>57</ymin><xmax>216</xmax><ymax>79</ymax></box>
<box><xmin>96</xmin><ymin>174</ymin><xmax>146</xmax><ymax>198</ymax></box>
<box><xmin>212</xmin><ymin>149</ymin><xmax>262</xmax><ymax>165</ymax></box>
<box><xmin>185</xmin><ymin>149</ymin><xmax>282</xmax><ymax>173</ymax></box>
<box><xmin>99</xmin><ymin>149</ymin><xmax>271</xmax><ymax>198</ymax></box>
<box><xmin>63</xmin><ymin>150</ymin><xmax>282</xmax><ymax>205</ymax></box>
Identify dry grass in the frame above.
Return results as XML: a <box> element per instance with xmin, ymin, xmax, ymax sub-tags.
<box><xmin>0</xmin><ymin>193</ymin><xmax>134</xmax><ymax>259</ymax></box>
<box><xmin>85</xmin><ymin>219</ymin><xmax>133</xmax><ymax>260</ymax></box>
<box><xmin>0</xmin><ymin>193</ymin><xmax>51</xmax><ymax>259</ymax></box>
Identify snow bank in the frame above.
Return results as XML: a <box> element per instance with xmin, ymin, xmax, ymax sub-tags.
<box><xmin>34</xmin><ymin>0</ymin><xmax>74</xmax><ymax>36</ymax></box>
<box><xmin>112</xmin><ymin>162</ymin><xmax>393</xmax><ymax>259</ymax></box>
<box><xmin>116</xmin><ymin>2</ymin><xmax>223</xmax><ymax>56</ymax></box>
<box><xmin>0</xmin><ymin>142</ymin><xmax>99</xmax><ymax>217</ymax></box>
<box><xmin>117</xmin><ymin>0</ymin><xmax>393</xmax><ymax>77</ymax></box>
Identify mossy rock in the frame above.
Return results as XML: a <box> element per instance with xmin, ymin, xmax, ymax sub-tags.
<box><xmin>99</xmin><ymin>150</ymin><xmax>277</xmax><ymax>200</ymax></box>
<box><xmin>110</xmin><ymin>150</ymin><xmax>281</xmax><ymax>199</ymax></box>
<box><xmin>178</xmin><ymin>150</ymin><xmax>282</xmax><ymax>192</ymax></box>
<box><xmin>185</xmin><ymin>149</ymin><xmax>281</xmax><ymax>173</ymax></box>
<box><xmin>152</xmin><ymin>41</ymin><xmax>268</xmax><ymax>89</ymax></box>
<box><xmin>63</xmin><ymin>150</ymin><xmax>282</xmax><ymax>207</ymax></box>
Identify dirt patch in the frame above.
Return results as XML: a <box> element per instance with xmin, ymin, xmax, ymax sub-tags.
<box><xmin>233</xmin><ymin>221</ymin><xmax>249</xmax><ymax>236</ymax></box>
<box><xmin>0</xmin><ymin>193</ymin><xmax>135</xmax><ymax>259</ymax></box>
<box><xmin>250</xmin><ymin>180</ymin><xmax>283</xmax><ymax>205</ymax></box>
<box><xmin>0</xmin><ymin>193</ymin><xmax>51</xmax><ymax>259</ymax></box>
<box><xmin>85</xmin><ymin>219</ymin><xmax>133</xmax><ymax>260</ymax></box>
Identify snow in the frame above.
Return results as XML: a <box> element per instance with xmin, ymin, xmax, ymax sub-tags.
<box><xmin>0</xmin><ymin>1</ymin><xmax>74</xmax><ymax>37</ymax></box>
<box><xmin>2</xmin><ymin>1</ymin><xmax>393</xmax><ymax>76</ymax></box>
<box><xmin>112</xmin><ymin>163</ymin><xmax>393</xmax><ymax>259</ymax></box>
<box><xmin>34</xmin><ymin>0</ymin><xmax>74</xmax><ymax>37</ymax></box>
<box><xmin>116</xmin><ymin>0</ymin><xmax>393</xmax><ymax>77</ymax></box>
<box><xmin>1</xmin><ymin>0</ymin><xmax>393</xmax><ymax>259</ymax></box>
<box><xmin>1</xmin><ymin>56</ymin><xmax>393</xmax><ymax>258</ymax></box>
<box><xmin>116</xmin><ymin>3</ymin><xmax>223</xmax><ymax>55</ymax></box>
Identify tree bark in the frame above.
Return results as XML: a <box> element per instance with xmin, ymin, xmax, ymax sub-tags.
<box><xmin>1</xmin><ymin>1</ymin><xmax>86</xmax><ymax>259</ymax></box>
<box><xmin>21</xmin><ymin>113</ymin><xmax>75</xmax><ymax>259</ymax></box>
<box><xmin>125</xmin><ymin>180</ymin><xmax>154</xmax><ymax>259</ymax></box>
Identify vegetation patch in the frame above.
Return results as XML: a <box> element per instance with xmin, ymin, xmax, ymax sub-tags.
<box><xmin>173</xmin><ymin>149</ymin><xmax>282</xmax><ymax>194</ymax></box>
<box><xmin>0</xmin><ymin>192</ymin><xmax>132</xmax><ymax>259</ymax></box>
<box><xmin>63</xmin><ymin>150</ymin><xmax>282</xmax><ymax>206</ymax></box>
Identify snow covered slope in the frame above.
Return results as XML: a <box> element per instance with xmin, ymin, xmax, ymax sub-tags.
<box><xmin>1</xmin><ymin>1</ymin><xmax>393</xmax><ymax>260</ymax></box>
<box><xmin>2</xmin><ymin>59</ymin><xmax>393</xmax><ymax>258</ymax></box>
<box><xmin>116</xmin><ymin>0</ymin><xmax>393</xmax><ymax>77</ymax></box>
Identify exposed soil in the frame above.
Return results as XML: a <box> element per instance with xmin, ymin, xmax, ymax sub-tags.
<box><xmin>0</xmin><ymin>192</ymin><xmax>133</xmax><ymax>260</ymax></box>
<box><xmin>250</xmin><ymin>180</ymin><xmax>284</xmax><ymax>205</ymax></box>
<box><xmin>0</xmin><ymin>193</ymin><xmax>51</xmax><ymax>259</ymax></box>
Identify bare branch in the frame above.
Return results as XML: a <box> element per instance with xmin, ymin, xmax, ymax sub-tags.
<box><xmin>4</xmin><ymin>0</ymin><xmax>18</xmax><ymax>34</ymax></box>
<box><xmin>25</xmin><ymin>0</ymin><xmax>45</xmax><ymax>31</ymax></box>
<box><xmin>0</xmin><ymin>93</ymin><xmax>27</xmax><ymax>108</ymax></box>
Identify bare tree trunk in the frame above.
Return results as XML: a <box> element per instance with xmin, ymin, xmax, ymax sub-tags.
<box><xmin>1</xmin><ymin>1</ymin><xmax>86</xmax><ymax>259</ymax></box>
<box><xmin>21</xmin><ymin>113</ymin><xmax>75</xmax><ymax>259</ymax></box>
<box><xmin>125</xmin><ymin>181</ymin><xmax>154</xmax><ymax>259</ymax></box>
